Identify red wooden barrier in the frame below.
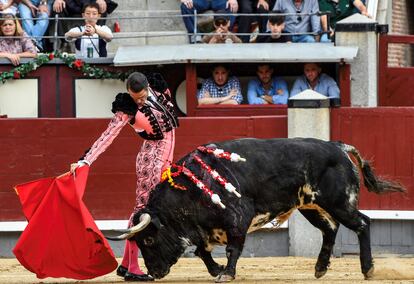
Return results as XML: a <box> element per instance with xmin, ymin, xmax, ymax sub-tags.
<box><xmin>378</xmin><ymin>34</ymin><xmax>414</xmax><ymax>106</ymax></box>
<box><xmin>0</xmin><ymin>116</ymin><xmax>287</xmax><ymax>221</ymax></box>
<box><xmin>331</xmin><ymin>107</ymin><xmax>414</xmax><ymax>210</ymax></box>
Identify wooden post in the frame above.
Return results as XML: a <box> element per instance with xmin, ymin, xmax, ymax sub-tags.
<box><xmin>377</xmin><ymin>33</ymin><xmax>388</xmax><ymax>106</ymax></box>
<box><xmin>339</xmin><ymin>63</ymin><xmax>351</xmax><ymax>107</ymax></box>
<box><xmin>185</xmin><ymin>63</ymin><xmax>197</xmax><ymax>117</ymax></box>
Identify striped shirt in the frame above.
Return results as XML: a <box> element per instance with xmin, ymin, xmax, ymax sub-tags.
<box><xmin>198</xmin><ymin>76</ymin><xmax>243</xmax><ymax>104</ymax></box>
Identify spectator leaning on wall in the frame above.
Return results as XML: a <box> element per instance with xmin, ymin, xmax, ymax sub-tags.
<box><xmin>0</xmin><ymin>13</ymin><xmax>37</xmax><ymax>66</ymax></box>
<box><xmin>198</xmin><ymin>64</ymin><xmax>243</xmax><ymax>105</ymax></box>
<box><xmin>247</xmin><ymin>64</ymin><xmax>289</xmax><ymax>104</ymax></box>
<box><xmin>290</xmin><ymin>63</ymin><xmax>340</xmax><ymax>98</ymax></box>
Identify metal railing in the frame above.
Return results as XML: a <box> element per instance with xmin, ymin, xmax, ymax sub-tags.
<box><xmin>0</xmin><ymin>10</ymin><xmax>337</xmax><ymax>53</ymax></box>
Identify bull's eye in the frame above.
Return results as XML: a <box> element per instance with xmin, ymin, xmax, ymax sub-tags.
<box><xmin>143</xmin><ymin>236</ymin><xmax>155</xmax><ymax>246</ymax></box>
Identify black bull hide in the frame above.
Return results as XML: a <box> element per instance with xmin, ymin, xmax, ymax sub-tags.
<box><xmin>117</xmin><ymin>138</ymin><xmax>405</xmax><ymax>282</ymax></box>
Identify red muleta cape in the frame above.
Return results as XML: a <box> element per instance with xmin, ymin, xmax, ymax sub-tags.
<box><xmin>13</xmin><ymin>166</ymin><xmax>117</xmax><ymax>279</ymax></box>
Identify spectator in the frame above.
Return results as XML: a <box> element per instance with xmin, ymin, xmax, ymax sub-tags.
<box><xmin>45</xmin><ymin>0</ymin><xmax>117</xmax><ymax>53</ymax></box>
<box><xmin>202</xmin><ymin>11</ymin><xmax>242</xmax><ymax>44</ymax></box>
<box><xmin>290</xmin><ymin>63</ymin><xmax>339</xmax><ymax>98</ymax></box>
<box><xmin>0</xmin><ymin>13</ymin><xmax>37</xmax><ymax>66</ymax></box>
<box><xmin>180</xmin><ymin>0</ymin><xmax>238</xmax><ymax>44</ymax></box>
<box><xmin>0</xmin><ymin>0</ymin><xmax>17</xmax><ymax>15</ymax></box>
<box><xmin>256</xmin><ymin>11</ymin><xmax>292</xmax><ymax>43</ymax></box>
<box><xmin>64</xmin><ymin>2</ymin><xmax>113</xmax><ymax>58</ymax></box>
<box><xmin>247</xmin><ymin>64</ymin><xmax>289</xmax><ymax>104</ymax></box>
<box><xmin>18</xmin><ymin>0</ymin><xmax>53</xmax><ymax>51</ymax></box>
<box><xmin>237</xmin><ymin>0</ymin><xmax>276</xmax><ymax>43</ymax></box>
<box><xmin>272</xmin><ymin>0</ymin><xmax>321</xmax><ymax>42</ymax></box>
<box><xmin>198</xmin><ymin>64</ymin><xmax>243</xmax><ymax>105</ymax></box>
<box><xmin>319</xmin><ymin>0</ymin><xmax>370</xmax><ymax>41</ymax></box>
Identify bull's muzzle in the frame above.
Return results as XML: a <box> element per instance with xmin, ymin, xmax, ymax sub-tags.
<box><xmin>106</xmin><ymin>213</ymin><xmax>151</xmax><ymax>240</ymax></box>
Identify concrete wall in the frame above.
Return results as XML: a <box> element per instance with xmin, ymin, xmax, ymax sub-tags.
<box><xmin>3</xmin><ymin>220</ymin><xmax>414</xmax><ymax>258</ymax></box>
<box><xmin>0</xmin><ymin>229</ymin><xmax>289</xmax><ymax>258</ymax></box>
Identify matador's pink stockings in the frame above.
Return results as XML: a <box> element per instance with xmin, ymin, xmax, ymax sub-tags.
<box><xmin>121</xmin><ymin>240</ymin><xmax>144</xmax><ymax>275</ymax></box>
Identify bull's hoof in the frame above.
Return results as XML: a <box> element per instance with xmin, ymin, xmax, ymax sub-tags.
<box><xmin>315</xmin><ymin>269</ymin><xmax>327</xmax><ymax>279</ymax></box>
<box><xmin>363</xmin><ymin>266</ymin><xmax>375</xmax><ymax>280</ymax></box>
<box><xmin>215</xmin><ymin>274</ymin><xmax>235</xmax><ymax>282</ymax></box>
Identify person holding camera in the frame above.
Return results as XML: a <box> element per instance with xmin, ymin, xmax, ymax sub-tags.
<box><xmin>202</xmin><ymin>11</ymin><xmax>242</xmax><ymax>44</ymax></box>
<box><xmin>64</xmin><ymin>2</ymin><xmax>112</xmax><ymax>58</ymax></box>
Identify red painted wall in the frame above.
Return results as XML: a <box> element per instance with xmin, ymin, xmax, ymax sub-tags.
<box><xmin>331</xmin><ymin>107</ymin><xmax>414</xmax><ymax>210</ymax></box>
<box><xmin>0</xmin><ymin>116</ymin><xmax>287</xmax><ymax>221</ymax></box>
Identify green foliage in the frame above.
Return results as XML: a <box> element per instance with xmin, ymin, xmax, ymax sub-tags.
<box><xmin>0</xmin><ymin>52</ymin><xmax>135</xmax><ymax>84</ymax></box>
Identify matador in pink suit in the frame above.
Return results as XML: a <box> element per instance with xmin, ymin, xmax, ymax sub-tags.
<box><xmin>71</xmin><ymin>72</ymin><xmax>179</xmax><ymax>282</ymax></box>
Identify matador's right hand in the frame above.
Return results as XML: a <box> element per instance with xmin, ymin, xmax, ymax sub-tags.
<box><xmin>70</xmin><ymin>161</ymin><xmax>89</xmax><ymax>176</ymax></box>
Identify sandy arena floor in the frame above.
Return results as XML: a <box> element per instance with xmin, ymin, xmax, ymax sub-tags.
<box><xmin>1</xmin><ymin>256</ymin><xmax>413</xmax><ymax>283</ymax></box>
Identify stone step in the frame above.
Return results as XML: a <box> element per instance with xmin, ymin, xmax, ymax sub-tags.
<box><xmin>113</xmin><ymin>0</ymin><xmax>180</xmax><ymax>11</ymax></box>
<box><xmin>106</xmin><ymin>10</ymin><xmax>186</xmax><ymax>33</ymax></box>
<box><xmin>107</xmin><ymin>31</ymin><xmax>189</xmax><ymax>53</ymax></box>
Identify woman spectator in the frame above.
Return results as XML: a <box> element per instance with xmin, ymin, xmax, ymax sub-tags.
<box><xmin>0</xmin><ymin>13</ymin><xmax>37</xmax><ymax>66</ymax></box>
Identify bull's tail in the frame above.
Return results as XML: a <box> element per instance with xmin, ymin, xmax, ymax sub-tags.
<box><xmin>341</xmin><ymin>143</ymin><xmax>406</xmax><ymax>194</ymax></box>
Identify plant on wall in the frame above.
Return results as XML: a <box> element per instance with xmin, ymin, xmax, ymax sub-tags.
<box><xmin>0</xmin><ymin>52</ymin><xmax>134</xmax><ymax>84</ymax></box>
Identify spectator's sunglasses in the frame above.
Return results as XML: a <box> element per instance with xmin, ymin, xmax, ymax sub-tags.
<box><xmin>214</xmin><ymin>19</ymin><xmax>228</xmax><ymax>27</ymax></box>
<box><xmin>296</xmin><ymin>10</ymin><xmax>302</xmax><ymax>23</ymax></box>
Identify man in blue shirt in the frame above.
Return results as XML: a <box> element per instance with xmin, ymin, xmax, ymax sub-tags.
<box><xmin>272</xmin><ymin>0</ymin><xmax>321</xmax><ymax>42</ymax></box>
<box><xmin>291</xmin><ymin>63</ymin><xmax>340</xmax><ymax>98</ymax></box>
<box><xmin>198</xmin><ymin>64</ymin><xmax>243</xmax><ymax>105</ymax></box>
<box><xmin>247</xmin><ymin>64</ymin><xmax>289</xmax><ymax>104</ymax></box>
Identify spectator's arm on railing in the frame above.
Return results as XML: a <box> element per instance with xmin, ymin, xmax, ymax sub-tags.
<box><xmin>271</xmin><ymin>81</ymin><xmax>289</xmax><ymax>104</ymax></box>
<box><xmin>65</xmin><ymin>27</ymin><xmax>84</xmax><ymax>42</ymax></box>
<box><xmin>0</xmin><ymin>49</ymin><xmax>35</xmax><ymax>66</ymax></box>
<box><xmin>95</xmin><ymin>25</ymin><xmax>113</xmax><ymax>42</ymax></box>
<box><xmin>326</xmin><ymin>77</ymin><xmax>340</xmax><ymax>99</ymax></box>
<box><xmin>0</xmin><ymin>52</ymin><xmax>20</xmax><ymax>66</ymax></box>
<box><xmin>247</xmin><ymin>81</ymin><xmax>266</xmax><ymax>104</ymax></box>
<box><xmin>198</xmin><ymin>92</ymin><xmax>237</xmax><ymax>105</ymax></box>
<box><xmin>228</xmin><ymin>34</ymin><xmax>242</xmax><ymax>43</ymax></box>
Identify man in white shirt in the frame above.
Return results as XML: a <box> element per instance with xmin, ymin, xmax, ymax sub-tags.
<box><xmin>64</xmin><ymin>2</ymin><xmax>112</xmax><ymax>58</ymax></box>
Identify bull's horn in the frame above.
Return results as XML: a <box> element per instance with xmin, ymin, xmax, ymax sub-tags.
<box><xmin>106</xmin><ymin>213</ymin><xmax>151</xmax><ymax>240</ymax></box>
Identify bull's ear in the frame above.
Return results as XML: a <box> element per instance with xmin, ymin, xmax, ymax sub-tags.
<box><xmin>151</xmin><ymin>216</ymin><xmax>163</xmax><ymax>230</ymax></box>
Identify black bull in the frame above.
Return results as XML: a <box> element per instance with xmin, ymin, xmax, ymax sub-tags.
<box><xmin>109</xmin><ymin>138</ymin><xmax>405</xmax><ymax>282</ymax></box>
